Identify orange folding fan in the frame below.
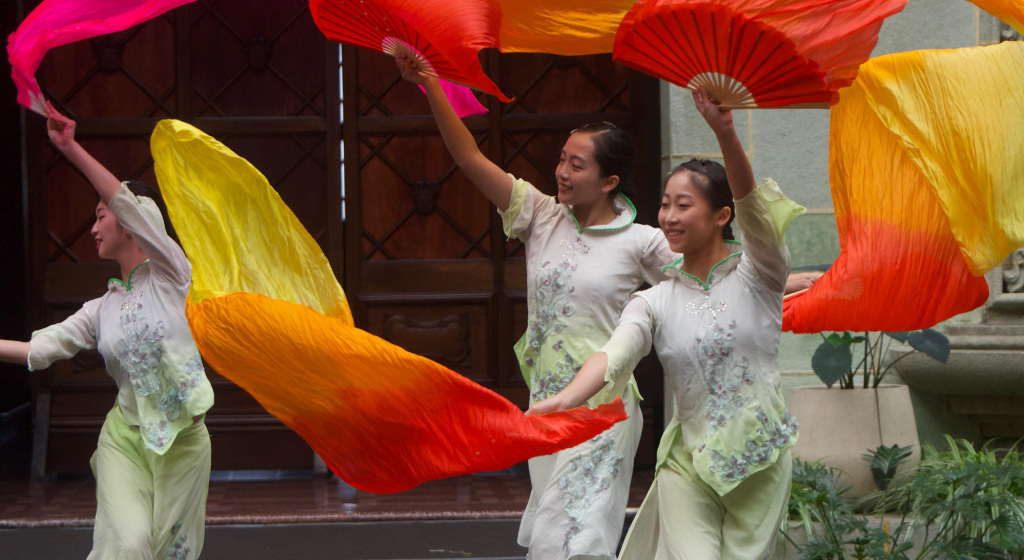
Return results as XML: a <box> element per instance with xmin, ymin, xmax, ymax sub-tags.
<box><xmin>612</xmin><ymin>0</ymin><xmax>907</xmax><ymax>108</ymax></box>
<box><xmin>309</xmin><ymin>0</ymin><xmax>509</xmax><ymax>101</ymax></box>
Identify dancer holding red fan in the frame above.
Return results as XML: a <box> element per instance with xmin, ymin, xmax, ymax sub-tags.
<box><xmin>397</xmin><ymin>53</ymin><xmax>678</xmax><ymax>559</ymax></box>
<box><xmin>530</xmin><ymin>87</ymin><xmax>802</xmax><ymax>559</ymax></box>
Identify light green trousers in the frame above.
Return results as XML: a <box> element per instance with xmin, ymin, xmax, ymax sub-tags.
<box><xmin>619</xmin><ymin>450</ymin><xmax>792</xmax><ymax>560</ymax></box>
<box><xmin>87</xmin><ymin>406</ymin><xmax>211</xmax><ymax>560</ymax></box>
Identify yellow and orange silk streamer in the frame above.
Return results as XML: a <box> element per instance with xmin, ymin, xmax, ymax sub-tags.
<box><xmin>967</xmin><ymin>0</ymin><xmax>1024</xmax><ymax>35</ymax></box>
<box><xmin>151</xmin><ymin>120</ymin><xmax>627</xmax><ymax>493</ymax></box>
<box><xmin>497</xmin><ymin>0</ymin><xmax>635</xmax><ymax>54</ymax></box>
<box><xmin>783</xmin><ymin>41</ymin><xmax>1024</xmax><ymax>333</ymax></box>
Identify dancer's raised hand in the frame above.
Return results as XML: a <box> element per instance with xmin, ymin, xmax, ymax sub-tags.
<box><xmin>46</xmin><ymin>100</ymin><xmax>77</xmax><ymax>152</ymax></box>
<box><xmin>691</xmin><ymin>87</ymin><xmax>733</xmax><ymax>134</ymax></box>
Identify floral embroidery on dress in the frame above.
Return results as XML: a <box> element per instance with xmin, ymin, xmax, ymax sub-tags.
<box><xmin>558</xmin><ymin>434</ymin><xmax>623</xmax><ymax>551</ymax></box>
<box><xmin>165</xmin><ymin>521</ymin><xmax>191</xmax><ymax>560</ymax></box>
<box><xmin>693</xmin><ymin>318</ymin><xmax>752</xmax><ymax>433</ymax></box>
<box><xmin>142</xmin><ymin>419</ymin><xmax>172</xmax><ymax>451</ymax></box>
<box><xmin>688</xmin><ymin>298</ymin><xmax>798</xmax><ymax>484</ymax></box>
<box><xmin>708</xmin><ymin>408</ymin><xmax>798</xmax><ymax>483</ymax></box>
<box><xmin>524</xmin><ymin>236</ymin><xmax>589</xmax><ymax>403</ymax></box>
<box><xmin>116</xmin><ymin>289</ymin><xmax>206</xmax><ymax>429</ymax></box>
<box><xmin>161</xmin><ymin>353</ymin><xmax>205</xmax><ymax>421</ymax></box>
<box><xmin>116</xmin><ymin>289</ymin><xmax>166</xmax><ymax>397</ymax></box>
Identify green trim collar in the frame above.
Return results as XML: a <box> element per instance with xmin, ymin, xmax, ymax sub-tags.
<box><xmin>108</xmin><ymin>260</ymin><xmax>149</xmax><ymax>291</ymax></box>
<box><xmin>662</xmin><ymin>240</ymin><xmax>742</xmax><ymax>291</ymax></box>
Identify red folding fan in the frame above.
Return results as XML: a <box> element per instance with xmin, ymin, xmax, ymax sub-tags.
<box><xmin>309</xmin><ymin>0</ymin><xmax>509</xmax><ymax>101</ymax></box>
<box><xmin>612</xmin><ymin>0</ymin><xmax>907</xmax><ymax>109</ymax></box>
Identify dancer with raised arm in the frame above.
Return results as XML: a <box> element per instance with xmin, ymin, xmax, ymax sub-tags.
<box><xmin>0</xmin><ymin>104</ymin><xmax>214</xmax><ymax>560</ymax></box>
<box><xmin>530</xmin><ymin>88</ymin><xmax>802</xmax><ymax>560</ymax></box>
<box><xmin>398</xmin><ymin>55</ymin><xmax>679</xmax><ymax>560</ymax></box>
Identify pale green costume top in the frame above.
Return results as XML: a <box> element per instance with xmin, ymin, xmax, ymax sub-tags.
<box><xmin>601</xmin><ymin>180</ymin><xmax>804</xmax><ymax>495</ymax></box>
<box><xmin>500</xmin><ymin>176</ymin><xmax>679</xmax><ymax>558</ymax></box>
<box><xmin>28</xmin><ymin>184</ymin><xmax>214</xmax><ymax>455</ymax></box>
<box><xmin>500</xmin><ymin>176</ymin><xmax>679</xmax><ymax>406</ymax></box>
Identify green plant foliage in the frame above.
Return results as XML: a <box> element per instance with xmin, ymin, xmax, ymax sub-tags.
<box><xmin>784</xmin><ymin>438</ymin><xmax>1024</xmax><ymax>560</ymax></box>
<box><xmin>864</xmin><ymin>444</ymin><xmax>914</xmax><ymax>491</ymax></box>
<box><xmin>810</xmin><ymin>330</ymin><xmax>951</xmax><ymax>389</ymax></box>
<box><xmin>906</xmin><ymin>329</ymin><xmax>951</xmax><ymax>364</ymax></box>
<box><xmin>812</xmin><ymin>341</ymin><xmax>852</xmax><ymax>388</ymax></box>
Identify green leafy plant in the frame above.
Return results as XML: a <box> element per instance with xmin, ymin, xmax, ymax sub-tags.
<box><xmin>811</xmin><ymin>330</ymin><xmax>951</xmax><ymax>389</ymax></box>
<box><xmin>864</xmin><ymin>444</ymin><xmax>914</xmax><ymax>491</ymax></box>
<box><xmin>876</xmin><ymin>436</ymin><xmax>1024</xmax><ymax>559</ymax></box>
<box><xmin>784</xmin><ymin>438</ymin><xmax>1024</xmax><ymax>560</ymax></box>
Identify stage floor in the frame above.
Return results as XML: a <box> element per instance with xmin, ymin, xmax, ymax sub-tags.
<box><xmin>0</xmin><ymin>470</ymin><xmax>655</xmax><ymax>528</ymax></box>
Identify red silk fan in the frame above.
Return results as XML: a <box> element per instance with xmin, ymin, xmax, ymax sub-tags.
<box><xmin>612</xmin><ymin>0</ymin><xmax>907</xmax><ymax>109</ymax></box>
<box><xmin>309</xmin><ymin>0</ymin><xmax>509</xmax><ymax>101</ymax></box>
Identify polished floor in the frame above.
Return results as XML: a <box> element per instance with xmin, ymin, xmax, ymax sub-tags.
<box><xmin>0</xmin><ymin>470</ymin><xmax>655</xmax><ymax>528</ymax></box>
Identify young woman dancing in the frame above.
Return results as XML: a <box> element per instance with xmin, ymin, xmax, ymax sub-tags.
<box><xmin>0</xmin><ymin>104</ymin><xmax>214</xmax><ymax>559</ymax></box>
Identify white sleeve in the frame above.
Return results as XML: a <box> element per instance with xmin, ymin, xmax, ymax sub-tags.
<box><xmin>496</xmin><ymin>175</ymin><xmax>558</xmax><ymax>242</ymax></box>
<box><xmin>107</xmin><ymin>183</ymin><xmax>191</xmax><ymax>286</ymax></box>
<box><xmin>734</xmin><ymin>179</ymin><xmax>804</xmax><ymax>293</ymax></box>
<box><xmin>598</xmin><ymin>295</ymin><xmax>655</xmax><ymax>391</ymax></box>
<box><xmin>27</xmin><ymin>301</ymin><xmax>99</xmax><ymax>371</ymax></box>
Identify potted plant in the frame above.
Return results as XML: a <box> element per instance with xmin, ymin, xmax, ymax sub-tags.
<box><xmin>780</xmin><ymin>437</ymin><xmax>1024</xmax><ymax>560</ymax></box>
<box><xmin>787</xmin><ymin>329</ymin><xmax>951</xmax><ymax>497</ymax></box>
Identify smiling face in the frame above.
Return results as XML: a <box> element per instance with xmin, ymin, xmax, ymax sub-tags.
<box><xmin>555</xmin><ymin>132</ymin><xmax>618</xmax><ymax>207</ymax></box>
<box><xmin>659</xmin><ymin>170</ymin><xmax>732</xmax><ymax>254</ymax></box>
<box><xmin>90</xmin><ymin>201</ymin><xmax>133</xmax><ymax>260</ymax></box>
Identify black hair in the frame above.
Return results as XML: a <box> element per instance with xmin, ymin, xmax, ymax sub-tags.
<box><xmin>124</xmin><ymin>180</ymin><xmax>178</xmax><ymax>243</ymax></box>
<box><xmin>571</xmin><ymin>122</ymin><xmax>635</xmax><ymax>200</ymax></box>
<box><xmin>667</xmin><ymin>159</ymin><xmax>735</xmax><ymax>241</ymax></box>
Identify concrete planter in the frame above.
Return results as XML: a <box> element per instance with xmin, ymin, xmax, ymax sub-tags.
<box><xmin>787</xmin><ymin>384</ymin><xmax>921</xmax><ymax>497</ymax></box>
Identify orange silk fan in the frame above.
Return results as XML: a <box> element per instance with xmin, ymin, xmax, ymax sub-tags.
<box><xmin>309</xmin><ymin>0</ymin><xmax>509</xmax><ymax>101</ymax></box>
<box><xmin>612</xmin><ymin>0</ymin><xmax>907</xmax><ymax>108</ymax></box>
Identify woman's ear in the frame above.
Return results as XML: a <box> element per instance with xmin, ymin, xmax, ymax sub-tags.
<box><xmin>716</xmin><ymin>206</ymin><xmax>732</xmax><ymax>227</ymax></box>
<box><xmin>602</xmin><ymin>174</ymin><xmax>620</xmax><ymax>194</ymax></box>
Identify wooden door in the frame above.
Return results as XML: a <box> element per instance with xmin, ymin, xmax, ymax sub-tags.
<box><xmin>28</xmin><ymin>0</ymin><xmax>339</xmax><ymax>474</ymax></box>
<box><xmin>343</xmin><ymin>50</ymin><xmax>665</xmax><ymax>466</ymax></box>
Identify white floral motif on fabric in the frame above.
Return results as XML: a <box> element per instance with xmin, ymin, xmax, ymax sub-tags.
<box><xmin>709</xmin><ymin>408</ymin><xmax>798</xmax><ymax>483</ymax></box>
<box><xmin>142</xmin><ymin>419</ymin><xmax>173</xmax><ymax>451</ymax></box>
<box><xmin>115</xmin><ymin>289</ymin><xmax>166</xmax><ymax>398</ymax></box>
<box><xmin>694</xmin><ymin>316</ymin><xmax>752</xmax><ymax>433</ymax></box>
<box><xmin>526</xmin><ymin>236</ymin><xmax>590</xmax><ymax>403</ymax></box>
<box><xmin>165</xmin><ymin>521</ymin><xmax>191</xmax><ymax>560</ymax></box>
<box><xmin>690</xmin><ymin>311</ymin><xmax>799</xmax><ymax>483</ymax></box>
<box><xmin>558</xmin><ymin>433</ymin><xmax>624</xmax><ymax>551</ymax></box>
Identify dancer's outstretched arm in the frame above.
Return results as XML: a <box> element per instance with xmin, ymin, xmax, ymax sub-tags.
<box><xmin>396</xmin><ymin>55</ymin><xmax>513</xmax><ymax>211</ymax></box>
<box><xmin>525</xmin><ymin>353</ymin><xmax>609</xmax><ymax>416</ymax></box>
<box><xmin>46</xmin><ymin>101</ymin><xmax>121</xmax><ymax>204</ymax></box>
<box><xmin>0</xmin><ymin>340</ymin><xmax>29</xmax><ymax>365</ymax></box>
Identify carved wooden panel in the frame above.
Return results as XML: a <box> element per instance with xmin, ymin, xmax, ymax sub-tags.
<box><xmin>364</xmin><ymin>296</ymin><xmax>494</xmax><ymax>384</ymax></box>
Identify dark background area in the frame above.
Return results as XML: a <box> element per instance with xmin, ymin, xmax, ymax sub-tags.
<box><xmin>1</xmin><ymin>0</ymin><xmax>33</xmax><ymax>479</ymax></box>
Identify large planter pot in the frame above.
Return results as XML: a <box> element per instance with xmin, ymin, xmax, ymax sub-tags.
<box><xmin>787</xmin><ymin>384</ymin><xmax>921</xmax><ymax>497</ymax></box>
